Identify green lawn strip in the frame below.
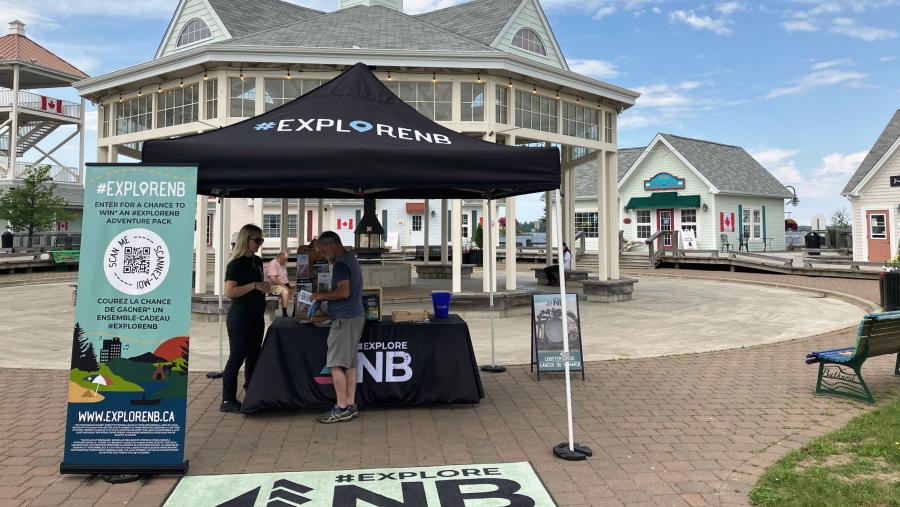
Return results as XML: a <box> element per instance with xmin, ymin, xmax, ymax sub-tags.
<box><xmin>750</xmin><ymin>394</ymin><xmax>900</xmax><ymax>507</ymax></box>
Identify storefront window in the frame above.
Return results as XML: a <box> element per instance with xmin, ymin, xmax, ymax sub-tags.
<box><xmin>263</xmin><ymin>214</ymin><xmax>280</xmax><ymax>238</ymax></box>
<box><xmin>263</xmin><ymin>79</ymin><xmax>323</xmax><ymax>111</ymax></box>
<box><xmin>205</xmin><ymin>79</ymin><xmax>218</xmax><ymax>120</ymax></box>
<box><xmin>562</xmin><ymin>102</ymin><xmax>599</xmax><ymax>140</ymax></box>
<box><xmin>115</xmin><ymin>95</ymin><xmax>152</xmax><ymax>135</ymax></box>
<box><xmin>575</xmin><ymin>212</ymin><xmax>599</xmax><ymax>238</ymax></box>
<box><xmin>514</xmin><ymin>90</ymin><xmax>557</xmax><ymax>133</ymax></box>
<box><xmin>495</xmin><ymin>85</ymin><xmax>508</xmax><ymax>124</ymax></box>
<box><xmin>411</xmin><ymin>215</ymin><xmax>423</xmax><ymax>232</ymax></box>
<box><xmin>680</xmin><ymin>209</ymin><xmax>697</xmax><ymax>236</ymax></box>
<box><xmin>636</xmin><ymin>210</ymin><xmax>651</xmax><ymax>239</ymax></box>
<box><xmin>157</xmin><ymin>83</ymin><xmax>199</xmax><ymax>128</ymax></box>
<box><xmin>461</xmin><ymin>83</ymin><xmax>485</xmax><ymax>121</ymax></box>
<box><xmin>461</xmin><ymin>214</ymin><xmax>469</xmax><ymax>237</ymax></box>
<box><xmin>604</xmin><ymin>111</ymin><xmax>613</xmax><ymax>143</ymax></box>
<box><xmin>742</xmin><ymin>207</ymin><xmax>762</xmax><ymax>239</ymax></box>
<box><xmin>229</xmin><ymin>77</ymin><xmax>256</xmax><ymax>117</ymax></box>
<box><xmin>384</xmin><ymin>81</ymin><xmax>452</xmax><ymax>121</ymax></box>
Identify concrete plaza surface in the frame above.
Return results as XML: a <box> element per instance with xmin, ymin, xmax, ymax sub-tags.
<box><xmin>0</xmin><ymin>275</ymin><xmax>864</xmax><ymax>370</ymax></box>
<box><xmin>0</xmin><ymin>269</ymin><xmax>896</xmax><ymax>506</ymax></box>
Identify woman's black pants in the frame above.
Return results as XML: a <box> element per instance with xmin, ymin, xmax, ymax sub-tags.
<box><xmin>223</xmin><ymin>310</ymin><xmax>264</xmax><ymax>402</ymax></box>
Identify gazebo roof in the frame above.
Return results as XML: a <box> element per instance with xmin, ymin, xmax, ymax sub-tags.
<box><xmin>0</xmin><ymin>20</ymin><xmax>89</xmax><ymax>88</ymax></box>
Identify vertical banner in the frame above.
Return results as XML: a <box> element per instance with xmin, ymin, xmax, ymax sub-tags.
<box><xmin>530</xmin><ymin>293</ymin><xmax>585</xmax><ymax>381</ymax></box>
<box><xmin>61</xmin><ymin>164</ymin><xmax>197</xmax><ymax>475</ymax></box>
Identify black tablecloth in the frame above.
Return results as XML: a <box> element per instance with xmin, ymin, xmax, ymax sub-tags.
<box><xmin>242</xmin><ymin>315</ymin><xmax>484</xmax><ymax>413</ymax></box>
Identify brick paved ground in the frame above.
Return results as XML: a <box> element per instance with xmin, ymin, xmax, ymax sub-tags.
<box><xmin>1</xmin><ymin>271</ymin><xmax>897</xmax><ymax>506</ymax></box>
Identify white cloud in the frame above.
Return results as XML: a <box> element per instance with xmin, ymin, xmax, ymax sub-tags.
<box><xmin>831</xmin><ymin>17</ymin><xmax>898</xmax><ymax>41</ymax></box>
<box><xmin>84</xmin><ymin>111</ymin><xmax>98</xmax><ymax>132</ymax></box>
<box><xmin>619</xmin><ymin>79</ymin><xmax>734</xmax><ymax>130</ymax></box>
<box><xmin>811</xmin><ymin>58</ymin><xmax>852</xmax><ymax>70</ymax></box>
<box><xmin>753</xmin><ymin>147</ymin><xmax>868</xmax><ymax>199</ymax></box>
<box><xmin>765</xmin><ymin>65</ymin><xmax>866</xmax><ymax>98</ymax></box>
<box><xmin>782</xmin><ymin>20</ymin><xmax>819</xmax><ymax>32</ymax></box>
<box><xmin>401</xmin><ymin>0</ymin><xmax>465</xmax><ymax>14</ymax></box>
<box><xmin>752</xmin><ymin>148</ymin><xmax>800</xmax><ymax>167</ymax></box>
<box><xmin>880</xmin><ymin>56</ymin><xmax>896</xmax><ymax>62</ymax></box>
<box><xmin>569</xmin><ymin>59</ymin><xmax>619</xmax><ymax>79</ymax></box>
<box><xmin>716</xmin><ymin>1</ymin><xmax>746</xmax><ymax>15</ymax></box>
<box><xmin>670</xmin><ymin>10</ymin><xmax>732</xmax><ymax>35</ymax></box>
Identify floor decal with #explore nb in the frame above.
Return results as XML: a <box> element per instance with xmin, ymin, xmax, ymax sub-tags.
<box><xmin>163</xmin><ymin>462</ymin><xmax>556</xmax><ymax>506</ymax></box>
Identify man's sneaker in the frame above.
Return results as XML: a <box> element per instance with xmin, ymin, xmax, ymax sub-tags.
<box><xmin>317</xmin><ymin>405</ymin><xmax>351</xmax><ymax>424</ymax></box>
<box><xmin>220</xmin><ymin>399</ymin><xmax>242</xmax><ymax>413</ymax></box>
<box><xmin>348</xmin><ymin>404</ymin><xmax>359</xmax><ymax>419</ymax></box>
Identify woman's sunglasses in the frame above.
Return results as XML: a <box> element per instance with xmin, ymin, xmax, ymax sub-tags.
<box><xmin>251</xmin><ymin>237</ymin><xmax>264</xmax><ymax>245</ymax></box>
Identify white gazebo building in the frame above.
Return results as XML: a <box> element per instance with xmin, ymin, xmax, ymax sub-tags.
<box><xmin>74</xmin><ymin>0</ymin><xmax>638</xmax><ymax>294</ymax></box>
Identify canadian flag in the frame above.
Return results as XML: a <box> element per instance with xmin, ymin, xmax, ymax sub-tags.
<box><xmin>719</xmin><ymin>212</ymin><xmax>735</xmax><ymax>232</ymax></box>
<box><xmin>336</xmin><ymin>218</ymin><xmax>353</xmax><ymax>230</ymax></box>
<box><xmin>56</xmin><ymin>221</ymin><xmax>68</xmax><ymax>231</ymax></box>
<box><xmin>41</xmin><ymin>96</ymin><xmax>62</xmax><ymax>114</ymax></box>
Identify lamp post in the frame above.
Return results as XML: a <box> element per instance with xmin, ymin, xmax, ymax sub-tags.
<box><xmin>785</xmin><ymin>185</ymin><xmax>799</xmax><ymax>207</ymax></box>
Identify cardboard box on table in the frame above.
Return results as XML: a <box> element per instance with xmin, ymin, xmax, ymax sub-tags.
<box><xmin>295</xmin><ymin>246</ymin><xmax>331</xmax><ymax>322</ymax></box>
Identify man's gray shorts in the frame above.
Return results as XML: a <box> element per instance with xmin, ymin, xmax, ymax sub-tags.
<box><xmin>326</xmin><ymin>315</ymin><xmax>365</xmax><ymax>369</ymax></box>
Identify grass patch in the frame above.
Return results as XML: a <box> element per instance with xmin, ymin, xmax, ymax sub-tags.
<box><xmin>750</xmin><ymin>395</ymin><xmax>900</xmax><ymax>507</ymax></box>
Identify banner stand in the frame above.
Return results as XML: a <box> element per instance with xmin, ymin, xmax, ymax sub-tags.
<box><xmin>60</xmin><ymin>463</ymin><xmax>189</xmax><ymax>479</ymax></box>
<box><xmin>480</xmin><ymin>198</ymin><xmax>506</xmax><ymax>374</ymax></box>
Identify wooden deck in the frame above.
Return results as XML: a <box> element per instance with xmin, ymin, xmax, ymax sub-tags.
<box><xmin>653</xmin><ymin>249</ymin><xmax>882</xmax><ymax>280</ymax></box>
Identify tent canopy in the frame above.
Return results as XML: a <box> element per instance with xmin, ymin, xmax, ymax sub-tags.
<box><xmin>142</xmin><ymin>63</ymin><xmax>560</xmax><ymax>199</ymax></box>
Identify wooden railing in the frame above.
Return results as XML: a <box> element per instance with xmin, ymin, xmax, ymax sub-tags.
<box><xmin>644</xmin><ymin>229</ymin><xmax>679</xmax><ymax>268</ymax></box>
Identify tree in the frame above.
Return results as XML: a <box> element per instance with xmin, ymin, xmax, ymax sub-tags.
<box><xmin>83</xmin><ymin>343</ymin><xmax>99</xmax><ymax>372</ymax></box>
<box><xmin>71</xmin><ymin>323</ymin><xmax>99</xmax><ymax>372</ymax></box>
<box><xmin>0</xmin><ymin>165</ymin><xmax>72</xmax><ymax>247</ymax></box>
<box><xmin>474</xmin><ymin>223</ymin><xmax>483</xmax><ymax>250</ymax></box>
<box><xmin>830</xmin><ymin>208</ymin><xmax>851</xmax><ymax>229</ymax></box>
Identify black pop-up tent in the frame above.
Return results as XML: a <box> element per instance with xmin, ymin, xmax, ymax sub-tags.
<box><xmin>143</xmin><ymin>63</ymin><xmax>560</xmax><ymax>199</ymax></box>
<box><xmin>142</xmin><ymin>63</ymin><xmax>588</xmax><ymax>461</ymax></box>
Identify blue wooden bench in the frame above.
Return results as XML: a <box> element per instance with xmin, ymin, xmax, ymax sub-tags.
<box><xmin>806</xmin><ymin>310</ymin><xmax>900</xmax><ymax>403</ymax></box>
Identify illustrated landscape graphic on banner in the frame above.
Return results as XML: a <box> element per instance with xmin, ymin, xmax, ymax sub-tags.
<box><xmin>61</xmin><ymin>164</ymin><xmax>197</xmax><ymax>474</ymax></box>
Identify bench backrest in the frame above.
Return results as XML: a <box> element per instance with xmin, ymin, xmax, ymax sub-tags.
<box><xmin>857</xmin><ymin>311</ymin><xmax>900</xmax><ymax>358</ymax></box>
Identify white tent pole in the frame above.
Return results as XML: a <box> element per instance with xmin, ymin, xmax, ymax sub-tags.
<box><xmin>481</xmin><ymin>197</ymin><xmax>505</xmax><ymax>373</ymax></box>
<box><xmin>207</xmin><ymin>196</ymin><xmax>225</xmax><ymax>379</ymax></box>
<box><xmin>550</xmin><ymin>187</ymin><xmax>591</xmax><ymax>460</ymax></box>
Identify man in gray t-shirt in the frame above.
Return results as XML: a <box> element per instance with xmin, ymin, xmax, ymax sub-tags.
<box><xmin>311</xmin><ymin>231</ymin><xmax>364</xmax><ymax>423</ymax></box>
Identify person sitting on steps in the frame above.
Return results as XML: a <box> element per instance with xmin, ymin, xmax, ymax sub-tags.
<box><xmin>544</xmin><ymin>242</ymin><xmax>571</xmax><ymax>286</ymax></box>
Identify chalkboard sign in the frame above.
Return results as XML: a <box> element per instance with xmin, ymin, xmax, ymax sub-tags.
<box><xmin>531</xmin><ymin>293</ymin><xmax>584</xmax><ymax>380</ymax></box>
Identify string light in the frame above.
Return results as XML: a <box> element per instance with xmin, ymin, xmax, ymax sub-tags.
<box><xmin>476</xmin><ymin>72</ymin><xmax>482</xmax><ymax>83</ymax></box>
<box><xmin>179</xmin><ymin>78</ymin><xmax>184</xmax><ymax>88</ymax></box>
<box><xmin>508</xmin><ymin>79</ymin><xmax>513</xmax><ymax>88</ymax></box>
<box><xmin>286</xmin><ymin>68</ymin><xmax>292</xmax><ymax>80</ymax></box>
<box><xmin>555</xmin><ymin>91</ymin><xmax>560</xmax><ymax>100</ymax></box>
<box><xmin>118</xmin><ymin>94</ymin><xmax>122</xmax><ymax>103</ymax></box>
<box><xmin>137</xmin><ymin>87</ymin><xmax>142</xmax><ymax>96</ymax></box>
<box><xmin>387</xmin><ymin>70</ymin><xmax>392</xmax><ymax>80</ymax></box>
<box><xmin>432</xmin><ymin>72</ymin><xmax>436</xmax><ymax>84</ymax></box>
<box><xmin>532</xmin><ymin>84</ymin><xmax>537</xmax><ymax>94</ymax></box>
<box><xmin>576</xmin><ymin>96</ymin><xmax>580</xmax><ymax>104</ymax></box>
<box><xmin>158</xmin><ymin>83</ymin><xmax>162</xmax><ymax>93</ymax></box>
<box><xmin>240</xmin><ymin>65</ymin><xmax>244</xmax><ymax>81</ymax></box>
<box><xmin>203</xmin><ymin>71</ymin><xmax>208</xmax><ymax>81</ymax></box>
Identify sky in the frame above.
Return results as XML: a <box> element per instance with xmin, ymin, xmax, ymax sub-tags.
<box><xmin>3</xmin><ymin>0</ymin><xmax>899</xmax><ymax>224</ymax></box>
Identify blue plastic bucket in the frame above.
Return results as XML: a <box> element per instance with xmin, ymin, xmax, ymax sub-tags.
<box><xmin>432</xmin><ymin>292</ymin><xmax>452</xmax><ymax>319</ymax></box>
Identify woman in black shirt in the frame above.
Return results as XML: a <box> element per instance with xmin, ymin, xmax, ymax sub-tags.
<box><xmin>220</xmin><ymin>224</ymin><xmax>270</xmax><ymax>413</ymax></box>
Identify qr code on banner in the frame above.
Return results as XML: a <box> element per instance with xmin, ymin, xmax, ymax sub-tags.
<box><xmin>123</xmin><ymin>246</ymin><xmax>151</xmax><ymax>274</ymax></box>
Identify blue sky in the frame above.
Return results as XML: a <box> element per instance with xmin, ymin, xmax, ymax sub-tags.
<box><xmin>3</xmin><ymin>0</ymin><xmax>899</xmax><ymax>224</ymax></box>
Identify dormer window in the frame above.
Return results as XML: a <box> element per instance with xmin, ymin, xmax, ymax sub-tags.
<box><xmin>512</xmin><ymin>28</ymin><xmax>547</xmax><ymax>56</ymax></box>
<box><xmin>177</xmin><ymin>19</ymin><xmax>211</xmax><ymax>47</ymax></box>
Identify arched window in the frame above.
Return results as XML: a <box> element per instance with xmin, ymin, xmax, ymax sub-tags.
<box><xmin>512</xmin><ymin>28</ymin><xmax>547</xmax><ymax>56</ymax></box>
<box><xmin>177</xmin><ymin>19</ymin><xmax>211</xmax><ymax>47</ymax></box>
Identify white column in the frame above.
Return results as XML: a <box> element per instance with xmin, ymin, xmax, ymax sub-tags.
<box><xmin>545</xmin><ymin>191</ymin><xmax>554</xmax><ymax>265</ymax></box>
<box><xmin>452</xmin><ymin>199</ymin><xmax>462</xmax><ymax>292</ymax></box>
<box><xmin>253</xmin><ymin>198</ymin><xmax>264</xmax><ymax>232</ymax></box>
<box><xmin>597</xmin><ymin>150</ymin><xmax>610</xmax><ymax>280</ymax></box>
<box><xmin>440</xmin><ymin>199</ymin><xmax>448</xmax><ymax>264</ymax></box>
<box><xmin>504</xmin><ymin>137</ymin><xmax>517</xmax><ymax>290</ymax></box>
<box><xmin>9</xmin><ymin>63</ymin><xmax>20</xmax><ymax>178</ymax></box>
<box><xmin>608</xmin><ymin>151</ymin><xmax>620</xmax><ymax>280</ymax></box>
<box><xmin>424</xmin><ymin>198</ymin><xmax>430</xmax><ymax>264</ymax></box>
<box><xmin>108</xmin><ymin>144</ymin><xmax>119</xmax><ymax>163</ymax></box>
<box><xmin>222</xmin><ymin>197</ymin><xmax>232</xmax><ymax>257</ymax></box>
<box><xmin>279</xmin><ymin>198</ymin><xmax>289</xmax><ymax>252</ymax></box>
<box><xmin>298</xmin><ymin>198</ymin><xmax>306</xmax><ymax>245</ymax></box>
<box><xmin>213</xmin><ymin>198</ymin><xmax>224</xmax><ymax>296</ymax></box>
<box><xmin>482</xmin><ymin>200</ymin><xmax>490</xmax><ymax>292</ymax></box>
<box><xmin>194</xmin><ymin>196</ymin><xmax>208</xmax><ymax>295</ymax></box>
<box><xmin>78</xmin><ymin>98</ymin><xmax>85</xmax><ymax>184</ymax></box>
<box><xmin>491</xmin><ymin>199</ymin><xmax>498</xmax><ymax>292</ymax></box>
<box><xmin>567</xmin><ymin>161</ymin><xmax>577</xmax><ymax>270</ymax></box>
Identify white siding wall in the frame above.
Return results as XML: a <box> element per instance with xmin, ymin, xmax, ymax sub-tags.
<box><xmin>713</xmin><ymin>195</ymin><xmax>786</xmax><ymax>252</ymax></box>
<box><xmin>494</xmin><ymin>0</ymin><xmax>566</xmax><ymax>70</ymax></box>
<box><xmin>618</xmin><ymin>147</ymin><xmax>715</xmax><ymax>248</ymax></box>
<box><xmin>228</xmin><ymin>197</ymin><xmax>254</xmax><ymax>239</ymax></box>
<box><xmin>159</xmin><ymin>0</ymin><xmax>228</xmax><ymax>57</ymax></box>
<box><xmin>849</xmin><ymin>148</ymin><xmax>900</xmax><ymax>261</ymax></box>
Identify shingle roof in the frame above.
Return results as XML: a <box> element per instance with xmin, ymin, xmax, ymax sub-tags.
<box><xmin>217</xmin><ymin>5</ymin><xmax>495</xmax><ymax>52</ymax></box>
<box><xmin>572</xmin><ymin>147</ymin><xmax>644</xmax><ymax>199</ymax></box>
<box><xmin>206</xmin><ymin>0</ymin><xmax>322</xmax><ymax>37</ymax></box>
<box><xmin>842</xmin><ymin>110</ymin><xmax>900</xmax><ymax>195</ymax></box>
<box><xmin>660</xmin><ymin>134</ymin><xmax>792</xmax><ymax>198</ymax></box>
<box><xmin>0</xmin><ymin>32</ymin><xmax>88</xmax><ymax>80</ymax></box>
<box><xmin>415</xmin><ymin>0</ymin><xmax>523</xmax><ymax>46</ymax></box>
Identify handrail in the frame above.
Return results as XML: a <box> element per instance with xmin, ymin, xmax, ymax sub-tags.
<box><xmin>0</xmin><ymin>157</ymin><xmax>81</xmax><ymax>184</ymax></box>
<box><xmin>644</xmin><ymin>229</ymin><xmax>679</xmax><ymax>268</ymax></box>
<box><xmin>0</xmin><ymin>89</ymin><xmax>81</xmax><ymax>119</ymax></box>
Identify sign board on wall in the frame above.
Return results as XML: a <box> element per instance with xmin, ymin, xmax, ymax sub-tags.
<box><xmin>531</xmin><ymin>293</ymin><xmax>584</xmax><ymax>380</ymax></box>
<box><xmin>644</xmin><ymin>172</ymin><xmax>685</xmax><ymax>191</ymax></box>
<box><xmin>61</xmin><ymin>164</ymin><xmax>197</xmax><ymax>476</ymax></box>
<box><xmin>681</xmin><ymin>230</ymin><xmax>698</xmax><ymax>249</ymax></box>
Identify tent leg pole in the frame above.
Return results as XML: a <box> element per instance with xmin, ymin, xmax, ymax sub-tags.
<box><xmin>207</xmin><ymin>196</ymin><xmax>225</xmax><ymax>380</ymax></box>
<box><xmin>481</xmin><ymin>198</ymin><xmax>505</xmax><ymax>374</ymax></box>
<box><xmin>551</xmin><ymin>189</ymin><xmax>590</xmax><ymax>461</ymax></box>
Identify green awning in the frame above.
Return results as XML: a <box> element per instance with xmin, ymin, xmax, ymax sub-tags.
<box><xmin>625</xmin><ymin>192</ymin><xmax>701</xmax><ymax>210</ymax></box>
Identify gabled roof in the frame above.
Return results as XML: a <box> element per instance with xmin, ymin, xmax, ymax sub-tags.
<box><xmin>216</xmin><ymin>5</ymin><xmax>495</xmax><ymax>52</ymax></box>
<box><xmin>842</xmin><ymin>109</ymin><xmax>900</xmax><ymax>195</ymax></box>
<box><xmin>659</xmin><ymin>134</ymin><xmax>792</xmax><ymax>198</ymax></box>
<box><xmin>415</xmin><ymin>0</ymin><xmax>523</xmax><ymax>46</ymax></box>
<box><xmin>572</xmin><ymin>147</ymin><xmax>644</xmax><ymax>199</ymax></box>
<box><xmin>206</xmin><ymin>0</ymin><xmax>322</xmax><ymax>38</ymax></box>
<box><xmin>0</xmin><ymin>31</ymin><xmax>88</xmax><ymax>81</ymax></box>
